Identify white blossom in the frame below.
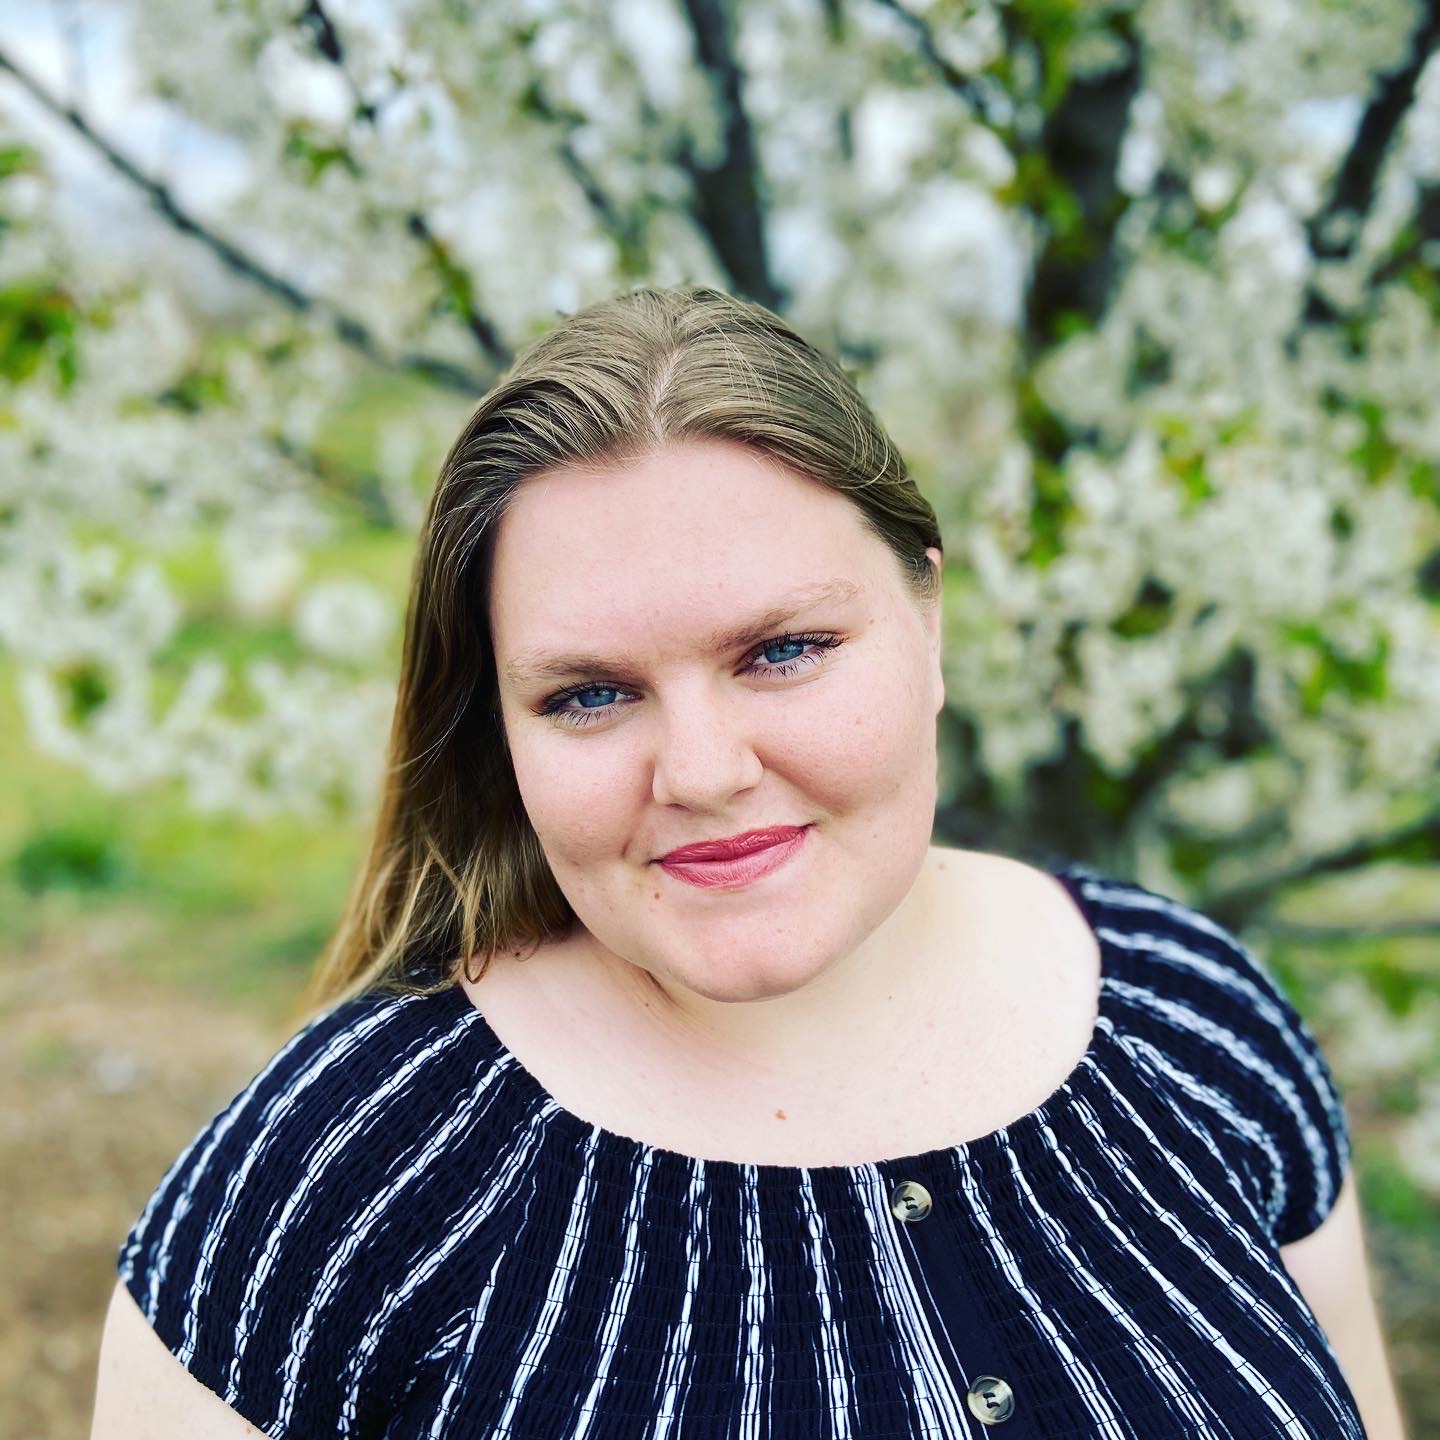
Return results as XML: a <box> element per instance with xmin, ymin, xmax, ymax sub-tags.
<box><xmin>1395</xmin><ymin>1081</ymin><xmax>1440</xmax><ymax>1194</ymax></box>
<box><xmin>294</xmin><ymin>577</ymin><xmax>396</xmax><ymax>662</ymax></box>
<box><xmin>0</xmin><ymin>0</ymin><xmax>1433</xmax><ymax>865</ymax></box>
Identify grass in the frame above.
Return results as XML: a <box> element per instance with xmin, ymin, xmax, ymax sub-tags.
<box><xmin>0</xmin><ymin>646</ymin><xmax>365</xmax><ymax>1016</ymax></box>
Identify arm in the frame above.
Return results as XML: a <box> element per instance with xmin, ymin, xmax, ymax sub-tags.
<box><xmin>90</xmin><ymin>1280</ymin><xmax>268</xmax><ymax>1440</ymax></box>
<box><xmin>1278</xmin><ymin>1170</ymin><xmax>1408</xmax><ymax>1440</ymax></box>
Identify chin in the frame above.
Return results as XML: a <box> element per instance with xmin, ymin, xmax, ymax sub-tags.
<box><xmin>690</xmin><ymin>978</ymin><xmax>794</xmax><ymax>1005</ymax></box>
<box><xmin>670</xmin><ymin>953</ymin><xmax>827</xmax><ymax>1005</ymax></box>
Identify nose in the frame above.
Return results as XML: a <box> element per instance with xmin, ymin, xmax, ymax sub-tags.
<box><xmin>649</xmin><ymin>685</ymin><xmax>764</xmax><ymax>810</ymax></box>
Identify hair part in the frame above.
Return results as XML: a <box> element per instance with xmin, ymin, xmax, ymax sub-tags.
<box><xmin>293</xmin><ymin>285</ymin><xmax>944</xmax><ymax>1026</ymax></box>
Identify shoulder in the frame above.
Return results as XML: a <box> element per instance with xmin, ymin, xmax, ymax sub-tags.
<box><xmin>1066</xmin><ymin>862</ymin><xmax>1352</xmax><ymax>1247</ymax></box>
<box><xmin>93</xmin><ymin>1278</ymin><xmax>271</xmax><ymax>1437</ymax></box>
<box><xmin>115</xmin><ymin>985</ymin><xmax>505</xmax><ymax>1435</ymax></box>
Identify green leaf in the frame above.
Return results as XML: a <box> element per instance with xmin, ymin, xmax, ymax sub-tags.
<box><xmin>1111</xmin><ymin>576</ymin><xmax>1175</xmax><ymax>638</ymax></box>
<box><xmin>1359</xmin><ymin>1151</ymin><xmax>1437</xmax><ymax>1232</ymax></box>
<box><xmin>1281</xmin><ymin>622</ymin><xmax>1389</xmax><ymax>713</ymax></box>
<box><xmin>283</xmin><ymin>125</ymin><xmax>361</xmax><ymax>182</ymax></box>
<box><xmin>1347</xmin><ymin>398</ymin><xmax>1399</xmax><ymax>484</ymax></box>
<box><xmin>57</xmin><ymin>661</ymin><xmax>110</xmax><ymax>724</ymax></box>
<box><xmin>12</xmin><ymin>822</ymin><xmax>130</xmax><ymax>894</ymax></box>
<box><xmin>0</xmin><ymin>144</ymin><xmax>39</xmax><ymax>180</ymax></box>
<box><xmin>156</xmin><ymin>365</ymin><xmax>230</xmax><ymax>413</ymax></box>
<box><xmin>0</xmin><ymin>280</ymin><xmax>81</xmax><ymax>389</ymax></box>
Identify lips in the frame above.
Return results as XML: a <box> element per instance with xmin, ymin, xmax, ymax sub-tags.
<box><xmin>657</xmin><ymin>825</ymin><xmax>809</xmax><ymax>864</ymax></box>
<box><xmin>657</xmin><ymin>827</ymin><xmax>811</xmax><ymax>891</ymax></box>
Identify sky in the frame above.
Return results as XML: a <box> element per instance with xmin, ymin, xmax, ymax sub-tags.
<box><xmin>0</xmin><ymin>1</ymin><xmax>257</xmax><ymax>309</ymax></box>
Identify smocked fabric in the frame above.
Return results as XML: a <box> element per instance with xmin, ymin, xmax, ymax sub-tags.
<box><xmin>117</xmin><ymin>862</ymin><xmax>1363</xmax><ymax>1438</ymax></box>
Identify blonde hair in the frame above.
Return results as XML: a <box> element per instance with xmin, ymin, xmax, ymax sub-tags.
<box><xmin>293</xmin><ymin>285</ymin><xmax>944</xmax><ymax>1025</ymax></box>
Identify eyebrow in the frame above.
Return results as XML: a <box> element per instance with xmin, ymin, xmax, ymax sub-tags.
<box><xmin>502</xmin><ymin>577</ymin><xmax>863</xmax><ymax>687</ymax></box>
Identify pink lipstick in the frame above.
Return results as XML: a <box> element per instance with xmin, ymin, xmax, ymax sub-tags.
<box><xmin>657</xmin><ymin>826</ymin><xmax>810</xmax><ymax>890</ymax></box>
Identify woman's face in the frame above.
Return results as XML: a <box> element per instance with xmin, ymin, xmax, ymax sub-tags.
<box><xmin>487</xmin><ymin>436</ymin><xmax>944</xmax><ymax>1008</ymax></box>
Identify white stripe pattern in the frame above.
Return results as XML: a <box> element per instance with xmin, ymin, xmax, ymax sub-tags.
<box><xmin>232</xmin><ymin>1012</ymin><xmax>485</xmax><ymax>1402</ymax></box>
<box><xmin>114</xmin><ymin>865</ymin><xmax>1361</xmax><ymax>1438</ymax></box>
<box><xmin>172</xmin><ymin>996</ymin><xmax>416</xmax><ymax>1355</ymax></box>
<box><xmin>1106</xmin><ymin>976</ymin><xmax>1336</xmax><ymax>1223</ymax></box>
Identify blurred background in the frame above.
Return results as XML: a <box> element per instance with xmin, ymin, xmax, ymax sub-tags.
<box><xmin>0</xmin><ymin>0</ymin><xmax>1437</xmax><ymax>1434</ymax></box>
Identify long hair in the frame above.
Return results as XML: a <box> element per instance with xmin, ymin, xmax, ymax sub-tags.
<box><xmin>293</xmin><ymin>285</ymin><xmax>944</xmax><ymax>1025</ymax></box>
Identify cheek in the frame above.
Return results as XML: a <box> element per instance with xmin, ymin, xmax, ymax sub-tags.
<box><xmin>801</xmin><ymin>650</ymin><xmax>934</xmax><ymax>769</ymax></box>
<box><xmin>506</xmin><ymin>728</ymin><xmax>633</xmax><ymax>858</ymax></box>
<box><xmin>727</xmin><ymin>658</ymin><xmax>936</xmax><ymax>821</ymax></box>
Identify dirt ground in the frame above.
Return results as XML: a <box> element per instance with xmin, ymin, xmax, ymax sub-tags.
<box><xmin>3</xmin><ymin>908</ymin><xmax>1436</xmax><ymax>1439</ymax></box>
<box><xmin>0</xmin><ymin>910</ymin><xmax>279</xmax><ymax>1440</ymax></box>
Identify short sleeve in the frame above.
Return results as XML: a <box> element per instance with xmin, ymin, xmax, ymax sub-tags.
<box><xmin>115</xmin><ymin>992</ymin><xmax>469</xmax><ymax>1437</ymax></box>
<box><xmin>1133</xmin><ymin>881</ymin><xmax>1353</xmax><ymax>1247</ymax></box>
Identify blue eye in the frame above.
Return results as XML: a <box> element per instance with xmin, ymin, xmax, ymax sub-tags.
<box><xmin>537</xmin><ymin>632</ymin><xmax>844</xmax><ymax>729</ymax></box>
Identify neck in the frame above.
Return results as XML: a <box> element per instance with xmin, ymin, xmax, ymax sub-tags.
<box><xmin>585</xmin><ymin>845</ymin><xmax>961</xmax><ymax>1089</ymax></box>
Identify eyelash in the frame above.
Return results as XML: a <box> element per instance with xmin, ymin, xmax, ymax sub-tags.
<box><xmin>536</xmin><ymin>632</ymin><xmax>844</xmax><ymax>729</ymax></box>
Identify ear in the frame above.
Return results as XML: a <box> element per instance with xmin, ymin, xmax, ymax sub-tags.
<box><xmin>923</xmin><ymin>547</ymin><xmax>945</xmax><ymax>715</ymax></box>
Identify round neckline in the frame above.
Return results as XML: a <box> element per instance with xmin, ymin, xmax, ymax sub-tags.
<box><xmin>434</xmin><ymin>860</ymin><xmax>1121</xmax><ymax>1184</ymax></box>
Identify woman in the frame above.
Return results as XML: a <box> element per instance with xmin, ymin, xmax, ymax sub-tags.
<box><xmin>91</xmin><ymin>286</ymin><xmax>1406</xmax><ymax>1438</ymax></box>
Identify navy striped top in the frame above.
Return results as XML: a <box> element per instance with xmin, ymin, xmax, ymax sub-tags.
<box><xmin>117</xmin><ymin>862</ymin><xmax>1363</xmax><ymax>1437</ymax></box>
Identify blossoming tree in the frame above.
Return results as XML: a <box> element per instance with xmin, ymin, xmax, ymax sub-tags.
<box><xmin>1</xmin><ymin>0</ymin><xmax>1437</xmax><ymax>916</ymax></box>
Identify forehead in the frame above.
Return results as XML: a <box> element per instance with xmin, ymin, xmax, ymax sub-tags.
<box><xmin>487</xmin><ymin>440</ymin><xmax>882</xmax><ymax>641</ymax></box>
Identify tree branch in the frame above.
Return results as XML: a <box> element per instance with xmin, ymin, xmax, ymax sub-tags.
<box><xmin>1022</xmin><ymin>33</ymin><xmax>1143</xmax><ymax>354</ymax></box>
<box><xmin>296</xmin><ymin>0</ymin><xmax>373</xmax><ymax>118</ymax></box>
<box><xmin>270</xmin><ymin>434</ymin><xmax>402</xmax><ymax>530</ymax></box>
<box><xmin>1203</xmin><ymin>804</ymin><xmax>1440</xmax><ymax>934</ymax></box>
<box><xmin>1305</xmin><ymin>0</ymin><xmax>1440</xmax><ymax>268</ymax></box>
<box><xmin>1296</xmin><ymin>0</ymin><xmax>1440</xmax><ymax>336</ymax></box>
<box><xmin>675</xmin><ymin>0</ymin><xmax>783</xmax><ymax>309</ymax></box>
<box><xmin>870</xmin><ymin>0</ymin><xmax>992</xmax><ymax>117</ymax></box>
<box><xmin>0</xmin><ymin>46</ymin><xmax>491</xmax><ymax>395</ymax></box>
<box><xmin>293</xmin><ymin>0</ymin><xmax>510</xmax><ymax>366</ymax></box>
<box><xmin>520</xmin><ymin>76</ymin><xmax>650</xmax><ymax>272</ymax></box>
<box><xmin>1260</xmin><ymin>917</ymin><xmax>1440</xmax><ymax>942</ymax></box>
<box><xmin>1368</xmin><ymin>180</ymin><xmax>1440</xmax><ymax>289</ymax></box>
<box><xmin>404</xmin><ymin>212</ymin><xmax>511</xmax><ymax>365</ymax></box>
